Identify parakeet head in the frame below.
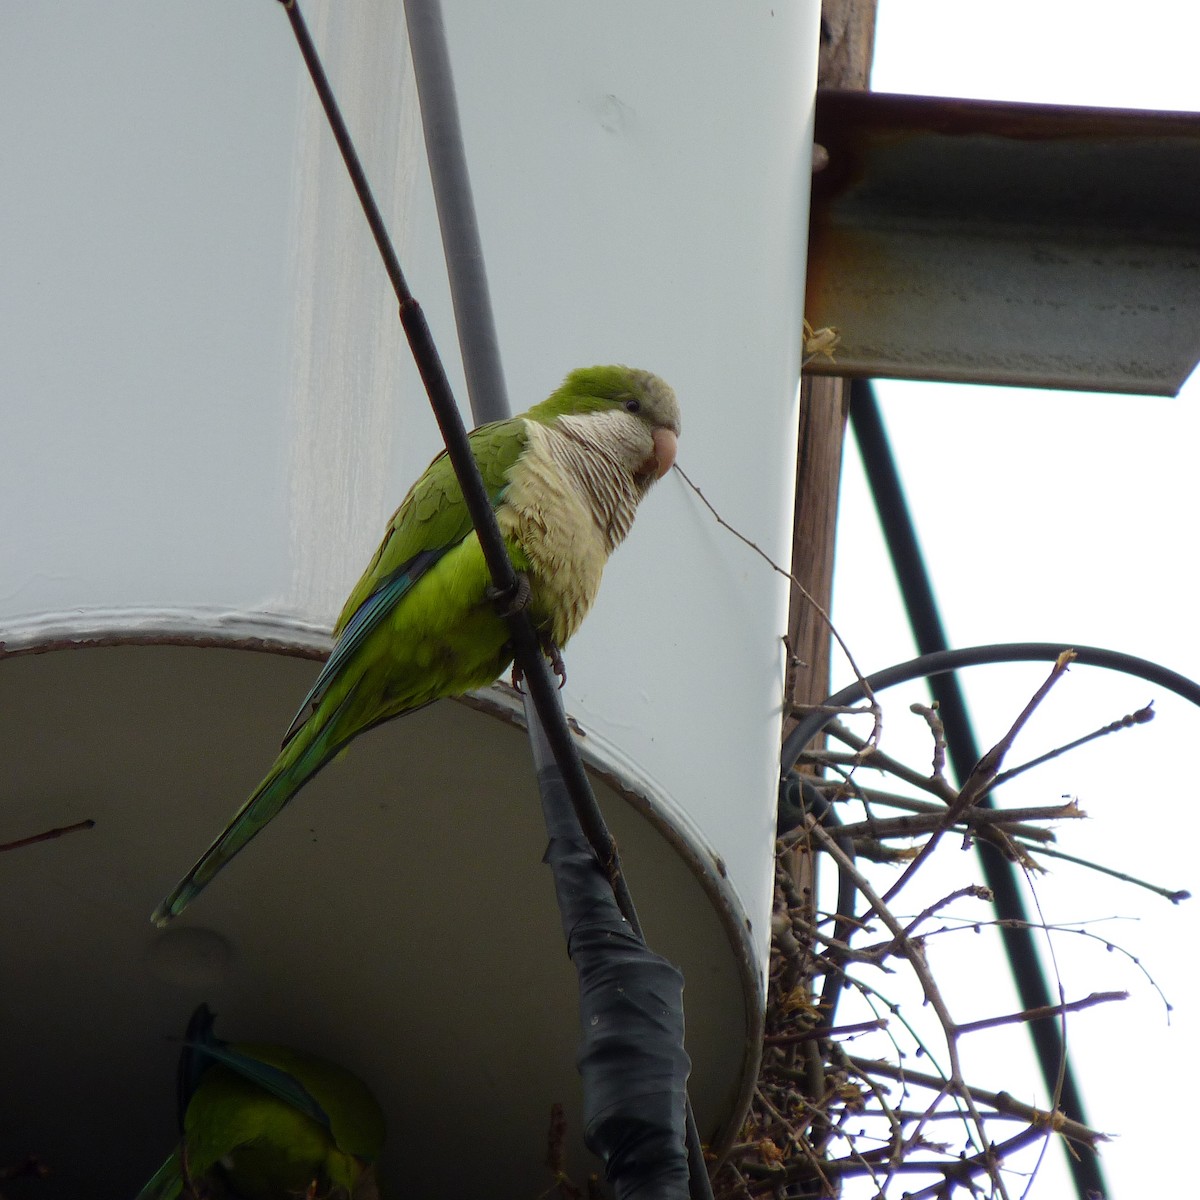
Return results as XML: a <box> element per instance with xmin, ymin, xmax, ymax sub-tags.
<box><xmin>531</xmin><ymin>365</ymin><xmax>681</xmax><ymax>485</ymax></box>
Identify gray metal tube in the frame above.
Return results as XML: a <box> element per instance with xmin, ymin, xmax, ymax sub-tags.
<box><xmin>404</xmin><ymin>0</ymin><xmax>511</xmax><ymax>423</ymax></box>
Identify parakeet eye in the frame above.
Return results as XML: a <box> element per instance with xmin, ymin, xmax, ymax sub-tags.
<box><xmin>624</xmin><ymin>398</ymin><xmax>641</xmax><ymax>413</ymax></box>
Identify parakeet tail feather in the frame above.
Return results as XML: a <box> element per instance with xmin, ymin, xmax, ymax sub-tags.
<box><xmin>150</xmin><ymin>684</ymin><xmax>361</xmax><ymax>926</ymax></box>
<box><xmin>132</xmin><ymin>1148</ymin><xmax>185</xmax><ymax>1200</ymax></box>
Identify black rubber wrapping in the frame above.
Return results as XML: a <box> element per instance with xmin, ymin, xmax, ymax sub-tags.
<box><xmin>540</xmin><ymin>766</ymin><xmax>692</xmax><ymax>1200</ymax></box>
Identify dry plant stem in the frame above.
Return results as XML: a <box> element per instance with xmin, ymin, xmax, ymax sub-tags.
<box><xmin>749</xmin><ymin>659</ymin><xmax>1150</xmax><ymax>1200</ymax></box>
<box><xmin>797</xmin><ymin>776</ymin><xmax>1062</xmax><ymax>848</ymax></box>
<box><xmin>754</xmin><ymin>1086</ymin><xmax>810</xmax><ymax>1158</ymax></box>
<box><xmin>541</xmin><ymin>1104</ymin><xmax>588</xmax><ymax>1200</ymax></box>
<box><xmin>781</xmin><ymin>915</ymin><xmax>882</xmax><ymax>964</ymax></box>
<box><xmin>894</xmin><ymin>1126</ymin><xmax>1047</xmax><ymax>1198</ymax></box>
<box><xmin>803</xmin><ymin>819</ymin><xmax>1008</xmax><ymax>1200</ymax></box>
<box><xmin>0</xmin><ymin>818</ymin><xmax>95</xmax><ymax>854</ymax></box>
<box><xmin>782</xmin><ymin>782</ymin><xmax>1068</xmax><ymax>869</ymax></box>
<box><xmin>751</xmin><ymin>1087</ymin><xmax>835</xmax><ymax>1194</ymax></box>
<box><xmin>1016</xmin><ymin>841</ymin><xmax>1191</xmax><ymax>902</ymax></box>
<box><xmin>789</xmin><ymin>701</ymin><xmax>880</xmax><ymax>722</ymax></box>
<box><xmin>848</xmin><ymin>978</ymin><xmax>949</xmax><ymax>1072</ymax></box>
<box><xmin>846</xmin><ymin>838</ymin><xmax>923</xmax><ymax>865</ymax></box>
<box><xmin>830</xmin><ymin>803</ymin><xmax>1080</xmax><ymax>845</ymax></box>
<box><xmin>673</xmin><ymin>462</ymin><xmax>882</xmax><ymax>747</ymax></box>
<box><xmin>873</xmin><ymin>1107</ymin><xmax>1034</xmax><ymax>1126</ymax></box>
<box><xmin>909</xmin><ymin>701</ymin><xmax>949</xmax><ymax>781</ymax></box>
<box><xmin>764</xmin><ymin>1018</ymin><xmax>887</xmax><ymax>1045</ymax></box>
<box><xmin>545</xmin><ymin>1103</ymin><xmax>569</xmax><ymax>1180</ymax></box>
<box><xmin>901</xmin><ymin>885</ymin><xmax>993</xmax><ymax>938</ymax></box>
<box><xmin>803</xmin><ymin>779</ymin><xmax>943</xmax><ymax>812</ymax></box>
<box><xmin>823</xmin><ymin>697</ymin><xmax>1152</xmax><ymax>814</ymax></box>
<box><xmin>1020</xmin><ymin>863</ymin><xmax>1074</xmax><ymax>1152</ymax></box>
<box><xmin>737</xmin><ymin>1119</ymin><xmax>1044</xmax><ymax>1190</ymax></box>
<box><xmin>881</xmin><ymin>651</ymin><xmax>1077</xmax><ymax>906</ymax></box>
<box><xmin>831</xmin><ymin>1047</ymin><xmax>906</xmax><ymax>1176</ymax></box>
<box><xmin>803</xmin><ymin>320</ymin><xmax>842</xmax><ymax>365</ymax></box>
<box><xmin>987</xmin><ymin>702</ymin><xmax>1154</xmax><ymax>793</ymax></box>
<box><xmin>953</xmin><ymin>915</ymin><xmax>1171</xmax><ymax>1013</ymax></box>
<box><xmin>822</xmin><ymin>721</ymin><xmax>961</xmax><ymax>802</ymax></box>
<box><xmin>955</xmin><ymin>990</ymin><xmax>1128</xmax><ymax>1036</ymax></box>
<box><xmin>720</xmin><ymin>1160</ymin><xmax>752</xmax><ymax>1200</ymax></box>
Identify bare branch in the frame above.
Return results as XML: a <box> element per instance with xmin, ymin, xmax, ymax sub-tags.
<box><xmin>844</xmin><ymin>1057</ymin><xmax>1108</xmax><ymax>1149</ymax></box>
<box><xmin>882</xmin><ymin>652</ymin><xmax>1076</xmax><ymax>905</ymax></box>
<box><xmin>955</xmin><ymin>990</ymin><xmax>1128</xmax><ymax>1036</ymax></box>
<box><xmin>987</xmin><ymin>702</ymin><xmax>1155</xmax><ymax>793</ymax></box>
<box><xmin>0</xmin><ymin>818</ymin><xmax>95</xmax><ymax>854</ymax></box>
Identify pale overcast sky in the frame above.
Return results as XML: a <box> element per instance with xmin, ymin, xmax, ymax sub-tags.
<box><xmin>824</xmin><ymin>3</ymin><xmax>1198</xmax><ymax>1196</ymax></box>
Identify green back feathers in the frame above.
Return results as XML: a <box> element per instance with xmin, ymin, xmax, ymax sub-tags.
<box><xmin>180</xmin><ymin>1013</ymin><xmax>385</xmax><ymax>1166</ymax></box>
<box><xmin>272</xmin><ymin>416</ymin><xmax>530</xmax><ymax>744</ymax></box>
<box><xmin>139</xmin><ymin>1006</ymin><xmax>387</xmax><ymax>1200</ymax></box>
<box><xmin>232</xmin><ymin>1041</ymin><xmax>387</xmax><ymax>1163</ymax></box>
<box><xmin>333</xmin><ymin>416</ymin><xmax>530</xmax><ymax>638</ymax></box>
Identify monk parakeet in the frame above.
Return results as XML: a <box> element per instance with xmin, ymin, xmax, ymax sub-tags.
<box><xmin>136</xmin><ymin>1004</ymin><xmax>385</xmax><ymax>1200</ymax></box>
<box><xmin>152</xmin><ymin>365</ymin><xmax>680</xmax><ymax>924</ymax></box>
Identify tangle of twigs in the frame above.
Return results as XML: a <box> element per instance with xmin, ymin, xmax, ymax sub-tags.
<box><xmin>712</xmin><ymin>659</ymin><xmax>1186</xmax><ymax>1200</ymax></box>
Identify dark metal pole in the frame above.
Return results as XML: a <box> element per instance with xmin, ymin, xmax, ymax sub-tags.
<box><xmin>276</xmin><ymin>6</ymin><xmax>710</xmax><ymax>1196</ymax></box>
<box><xmin>846</xmin><ymin>379</ymin><xmax>1106</xmax><ymax>1200</ymax></box>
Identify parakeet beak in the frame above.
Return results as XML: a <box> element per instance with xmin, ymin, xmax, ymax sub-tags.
<box><xmin>647</xmin><ymin>427</ymin><xmax>678</xmax><ymax>480</ymax></box>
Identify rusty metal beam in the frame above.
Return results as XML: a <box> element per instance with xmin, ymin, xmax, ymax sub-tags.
<box><xmin>807</xmin><ymin>90</ymin><xmax>1200</xmax><ymax>395</ymax></box>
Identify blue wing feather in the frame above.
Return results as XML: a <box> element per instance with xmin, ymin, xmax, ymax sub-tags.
<box><xmin>281</xmin><ymin>547</ymin><xmax>447</xmax><ymax>746</ymax></box>
<box><xmin>177</xmin><ymin>1004</ymin><xmax>332</xmax><ymax>1134</ymax></box>
<box><xmin>183</xmin><ymin>1041</ymin><xmax>332</xmax><ymax>1133</ymax></box>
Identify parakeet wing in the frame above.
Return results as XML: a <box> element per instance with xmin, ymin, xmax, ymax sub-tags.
<box><xmin>281</xmin><ymin>416</ymin><xmax>529</xmax><ymax>745</ymax></box>
<box><xmin>178</xmin><ymin>1005</ymin><xmax>334</xmax><ymax>1142</ymax></box>
<box><xmin>183</xmin><ymin>1037</ymin><xmax>332</xmax><ymax>1134</ymax></box>
<box><xmin>237</xmin><ymin>1042</ymin><xmax>386</xmax><ymax>1162</ymax></box>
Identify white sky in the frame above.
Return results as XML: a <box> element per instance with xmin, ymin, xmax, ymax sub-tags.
<box><xmin>823</xmin><ymin>3</ymin><xmax>1199</xmax><ymax>1197</ymax></box>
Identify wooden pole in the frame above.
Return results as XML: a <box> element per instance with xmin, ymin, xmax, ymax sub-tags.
<box><xmin>782</xmin><ymin>2</ymin><xmax>877</xmax><ymax>1147</ymax></box>
<box><xmin>784</xmin><ymin>0</ymin><xmax>876</xmax><ymax>736</ymax></box>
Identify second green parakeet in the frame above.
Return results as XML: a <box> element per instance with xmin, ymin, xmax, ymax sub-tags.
<box><xmin>152</xmin><ymin>365</ymin><xmax>680</xmax><ymax>924</ymax></box>
<box><xmin>136</xmin><ymin>1004</ymin><xmax>385</xmax><ymax>1200</ymax></box>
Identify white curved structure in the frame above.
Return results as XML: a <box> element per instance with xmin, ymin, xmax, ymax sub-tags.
<box><xmin>0</xmin><ymin>2</ymin><xmax>819</xmax><ymax>1195</ymax></box>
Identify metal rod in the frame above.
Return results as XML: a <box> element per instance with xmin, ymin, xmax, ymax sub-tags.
<box><xmin>277</xmin><ymin>6</ymin><xmax>712</xmax><ymax>1196</ymax></box>
<box><xmin>276</xmin><ymin>0</ymin><xmax>578</xmax><ymax>786</ymax></box>
<box><xmin>404</xmin><ymin>0</ymin><xmax>511</xmax><ymax>424</ymax></box>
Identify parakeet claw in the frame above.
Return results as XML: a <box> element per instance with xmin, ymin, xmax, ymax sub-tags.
<box><xmin>546</xmin><ymin>639</ymin><xmax>567</xmax><ymax>689</ymax></box>
<box><xmin>508</xmin><ymin>639</ymin><xmax>567</xmax><ymax>692</ymax></box>
<box><xmin>487</xmin><ymin>573</ymin><xmax>531</xmax><ymax>618</ymax></box>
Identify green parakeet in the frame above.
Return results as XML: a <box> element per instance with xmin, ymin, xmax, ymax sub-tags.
<box><xmin>135</xmin><ymin>1004</ymin><xmax>385</xmax><ymax>1200</ymax></box>
<box><xmin>152</xmin><ymin>365</ymin><xmax>680</xmax><ymax>924</ymax></box>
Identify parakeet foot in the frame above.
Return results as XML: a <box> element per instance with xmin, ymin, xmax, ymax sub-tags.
<box><xmin>508</xmin><ymin>639</ymin><xmax>567</xmax><ymax>692</ymax></box>
<box><xmin>544</xmin><ymin>638</ymin><xmax>567</xmax><ymax>689</ymax></box>
<box><xmin>487</xmin><ymin>573</ymin><xmax>531</xmax><ymax>618</ymax></box>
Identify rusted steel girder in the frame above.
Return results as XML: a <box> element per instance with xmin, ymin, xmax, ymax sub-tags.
<box><xmin>807</xmin><ymin>90</ymin><xmax>1200</xmax><ymax>395</ymax></box>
